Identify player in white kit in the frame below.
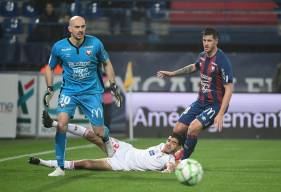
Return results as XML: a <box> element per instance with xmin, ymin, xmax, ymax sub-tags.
<box><xmin>29</xmin><ymin>134</ymin><xmax>183</xmax><ymax>173</ymax></box>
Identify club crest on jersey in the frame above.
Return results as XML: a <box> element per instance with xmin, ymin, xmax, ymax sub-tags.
<box><xmin>86</xmin><ymin>50</ymin><xmax>92</xmax><ymax>55</ymax></box>
<box><xmin>210</xmin><ymin>62</ymin><xmax>217</xmax><ymax>72</ymax></box>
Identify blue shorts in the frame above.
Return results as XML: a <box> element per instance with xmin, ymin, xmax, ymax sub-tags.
<box><xmin>178</xmin><ymin>100</ymin><xmax>220</xmax><ymax>129</ymax></box>
<box><xmin>56</xmin><ymin>92</ymin><xmax>104</xmax><ymax>126</ymax></box>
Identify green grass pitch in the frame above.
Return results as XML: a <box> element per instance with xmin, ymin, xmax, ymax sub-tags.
<box><xmin>0</xmin><ymin>138</ymin><xmax>281</xmax><ymax>192</ymax></box>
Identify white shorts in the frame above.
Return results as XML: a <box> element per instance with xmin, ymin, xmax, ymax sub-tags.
<box><xmin>106</xmin><ymin>138</ymin><xmax>133</xmax><ymax>171</ymax></box>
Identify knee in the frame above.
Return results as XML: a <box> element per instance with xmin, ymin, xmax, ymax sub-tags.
<box><xmin>75</xmin><ymin>160</ymin><xmax>90</xmax><ymax>169</ymax></box>
<box><xmin>84</xmin><ymin>129</ymin><xmax>93</xmax><ymax>139</ymax></box>
<box><xmin>85</xmin><ymin>129</ymin><xmax>99</xmax><ymax>141</ymax></box>
<box><xmin>92</xmin><ymin>126</ymin><xmax>110</xmax><ymax>143</ymax></box>
<box><xmin>187</xmin><ymin>127</ymin><xmax>198</xmax><ymax>136</ymax></box>
<box><xmin>187</xmin><ymin>122</ymin><xmax>201</xmax><ymax>136</ymax></box>
<box><xmin>95</xmin><ymin>128</ymin><xmax>103</xmax><ymax>138</ymax></box>
<box><xmin>173</xmin><ymin>126</ymin><xmax>181</xmax><ymax>134</ymax></box>
<box><xmin>173</xmin><ymin>122</ymin><xmax>188</xmax><ymax>134</ymax></box>
<box><xmin>57</xmin><ymin>122</ymin><xmax>67</xmax><ymax>132</ymax></box>
<box><xmin>57</xmin><ymin>113</ymin><xmax>69</xmax><ymax>132</ymax></box>
<box><xmin>83</xmin><ymin>160</ymin><xmax>92</xmax><ymax>169</ymax></box>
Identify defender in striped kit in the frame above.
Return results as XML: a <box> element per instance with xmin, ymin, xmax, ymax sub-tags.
<box><xmin>157</xmin><ymin>27</ymin><xmax>233</xmax><ymax>159</ymax></box>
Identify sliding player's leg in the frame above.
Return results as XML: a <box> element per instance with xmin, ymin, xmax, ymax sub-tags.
<box><xmin>78</xmin><ymin>94</ymin><xmax>115</xmax><ymax>157</ymax></box>
<box><xmin>74</xmin><ymin>159</ymin><xmax>112</xmax><ymax>170</ymax></box>
<box><xmin>92</xmin><ymin>125</ymin><xmax>114</xmax><ymax>157</ymax></box>
<box><xmin>43</xmin><ymin>111</ymin><xmax>106</xmax><ymax>154</ymax></box>
<box><xmin>29</xmin><ymin>157</ymin><xmax>112</xmax><ymax>170</ymax></box>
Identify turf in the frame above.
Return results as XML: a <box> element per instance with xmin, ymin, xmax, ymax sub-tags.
<box><xmin>0</xmin><ymin>138</ymin><xmax>281</xmax><ymax>192</ymax></box>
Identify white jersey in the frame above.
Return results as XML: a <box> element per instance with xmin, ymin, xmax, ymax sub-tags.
<box><xmin>107</xmin><ymin>138</ymin><xmax>175</xmax><ymax>171</ymax></box>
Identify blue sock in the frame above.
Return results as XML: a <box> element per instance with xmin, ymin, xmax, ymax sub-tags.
<box><xmin>55</xmin><ymin>131</ymin><xmax>67</xmax><ymax>170</ymax></box>
<box><xmin>102</xmin><ymin>125</ymin><xmax>110</xmax><ymax>143</ymax></box>
<box><xmin>182</xmin><ymin>135</ymin><xmax>198</xmax><ymax>160</ymax></box>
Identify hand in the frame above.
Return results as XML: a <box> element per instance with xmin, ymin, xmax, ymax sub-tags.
<box><xmin>214</xmin><ymin>113</ymin><xmax>224</xmax><ymax>132</ymax></box>
<box><xmin>162</xmin><ymin>162</ymin><xmax>176</xmax><ymax>173</ymax></box>
<box><xmin>109</xmin><ymin>82</ymin><xmax>123</xmax><ymax>107</ymax></box>
<box><xmin>157</xmin><ymin>71</ymin><xmax>174</xmax><ymax>78</ymax></box>
<box><xmin>43</xmin><ymin>86</ymin><xmax>54</xmax><ymax>108</ymax></box>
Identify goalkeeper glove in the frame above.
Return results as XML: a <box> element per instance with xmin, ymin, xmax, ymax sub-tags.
<box><xmin>43</xmin><ymin>86</ymin><xmax>54</xmax><ymax>108</ymax></box>
<box><xmin>109</xmin><ymin>81</ymin><xmax>123</xmax><ymax>107</ymax></box>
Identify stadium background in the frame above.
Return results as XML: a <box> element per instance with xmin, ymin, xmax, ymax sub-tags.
<box><xmin>1</xmin><ymin>0</ymin><xmax>280</xmax><ymax>138</ymax></box>
<box><xmin>0</xmin><ymin>0</ymin><xmax>281</xmax><ymax>191</ymax></box>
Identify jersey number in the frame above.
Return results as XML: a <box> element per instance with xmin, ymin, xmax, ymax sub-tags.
<box><xmin>204</xmin><ymin>107</ymin><xmax>216</xmax><ymax>119</ymax></box>
<box><xmin>59</xmin><ymin>95</ymin><xmax>71</xmax><ymax>107</ymax></box>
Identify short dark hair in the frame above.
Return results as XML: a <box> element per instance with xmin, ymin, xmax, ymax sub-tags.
<box><xmin>202</xmin><ymin>27</ymin><xmax>219</xmax><ymax>40</ymax></box>
<box><xmin>171</xmin><ymin>133</ymin><xmax>184</xmax><ymax>147</ymax></box>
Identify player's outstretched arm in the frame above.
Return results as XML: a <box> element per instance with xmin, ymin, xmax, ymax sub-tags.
<box><xmin>157</xmin><ymin>71</ymin><xmax>175</xmax><ymax>78</ymax></box>
<box><xmin>157</xmin><ymin>64</ymin><xmax>196</xmax><ymax>78</ymax></box>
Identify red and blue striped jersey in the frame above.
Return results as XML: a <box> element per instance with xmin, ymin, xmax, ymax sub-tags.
<box><xmin>195</xmin><ymin>49</ymin><xmax>233</xmax><ymax>105</ymax></box>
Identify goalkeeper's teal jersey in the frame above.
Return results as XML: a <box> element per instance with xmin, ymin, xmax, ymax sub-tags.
<box><xmin>48</xmin><ymin>35</ymin><xmax>109</xmax><ymax>95</ymax></box>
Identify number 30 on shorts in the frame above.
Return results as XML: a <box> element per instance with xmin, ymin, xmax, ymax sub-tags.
<box><xmin>59</xmin><ymin>94</ymin><xmax>71</xmax><ymax>108</ymax></box>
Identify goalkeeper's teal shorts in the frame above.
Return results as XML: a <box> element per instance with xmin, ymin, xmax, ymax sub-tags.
<box><xmin>56</xmin><ymin>91</ymin><xmax>104</xmax><ymax>126</ymax></box>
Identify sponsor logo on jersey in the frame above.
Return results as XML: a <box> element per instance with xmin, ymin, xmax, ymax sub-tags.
<box><xmin>149</xmin><ymin>150</ymin><xmax>155</xmax><ymax>156</ymax></box>
<box><xmin>65</xmin><ymin>53</ymin><xmax>71</xmax><ymax>58</ymax></box>
<box><xmin>68</xmin><ymin>61</ymin><xmax>91</xmax><ymax>67</ymax></box>
<box><xmin>61</xmin><ymin>48</ymin><xmax>71</xmax><ymax>51</ymax></box>
<box><xmin>200</xmin><ymin>73</ymin><xmax>212</xmax><ymax>93</ymax></box>
<box><xmin>91</xmin><ymin>107</ymin><xmax>103</xmax><ymax>119</ymax></box>
<box><xmin>210</xmin><ymin>62</ymin><xmax>217</xmax><ymax>72</ymax></box>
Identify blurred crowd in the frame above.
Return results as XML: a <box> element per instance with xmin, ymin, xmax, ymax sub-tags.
<box><xmin>0</xmin><ymin>0</ymin><xmax>280</xmax><ymax>73</ymax></box>
<box><xmin>0</xmin><ymin>0</ymin><xmax>170</xmax><ymax>44</ymax></box>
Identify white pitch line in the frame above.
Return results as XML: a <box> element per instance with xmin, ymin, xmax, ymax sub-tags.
<box><xmin>0</xmin><ymin>138</ymin><xmax>133</xmax><ymax>163</ymax></box>
<box><xmin>0</xmin><ymin>144</ymin><xmax>94</xmax><ymax>163</ymax></box>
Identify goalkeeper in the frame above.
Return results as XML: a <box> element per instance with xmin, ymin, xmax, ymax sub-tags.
<box><xmin>43</xmin><ymin>15</ymin><xmax>122</xmax><ymax>177</ymax></box>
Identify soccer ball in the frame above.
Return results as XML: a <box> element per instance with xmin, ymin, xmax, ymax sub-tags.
<box><xmin>175</xmin><ymin>158</ymin><xmax>203</xmax><ymax>186</ymax></box>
